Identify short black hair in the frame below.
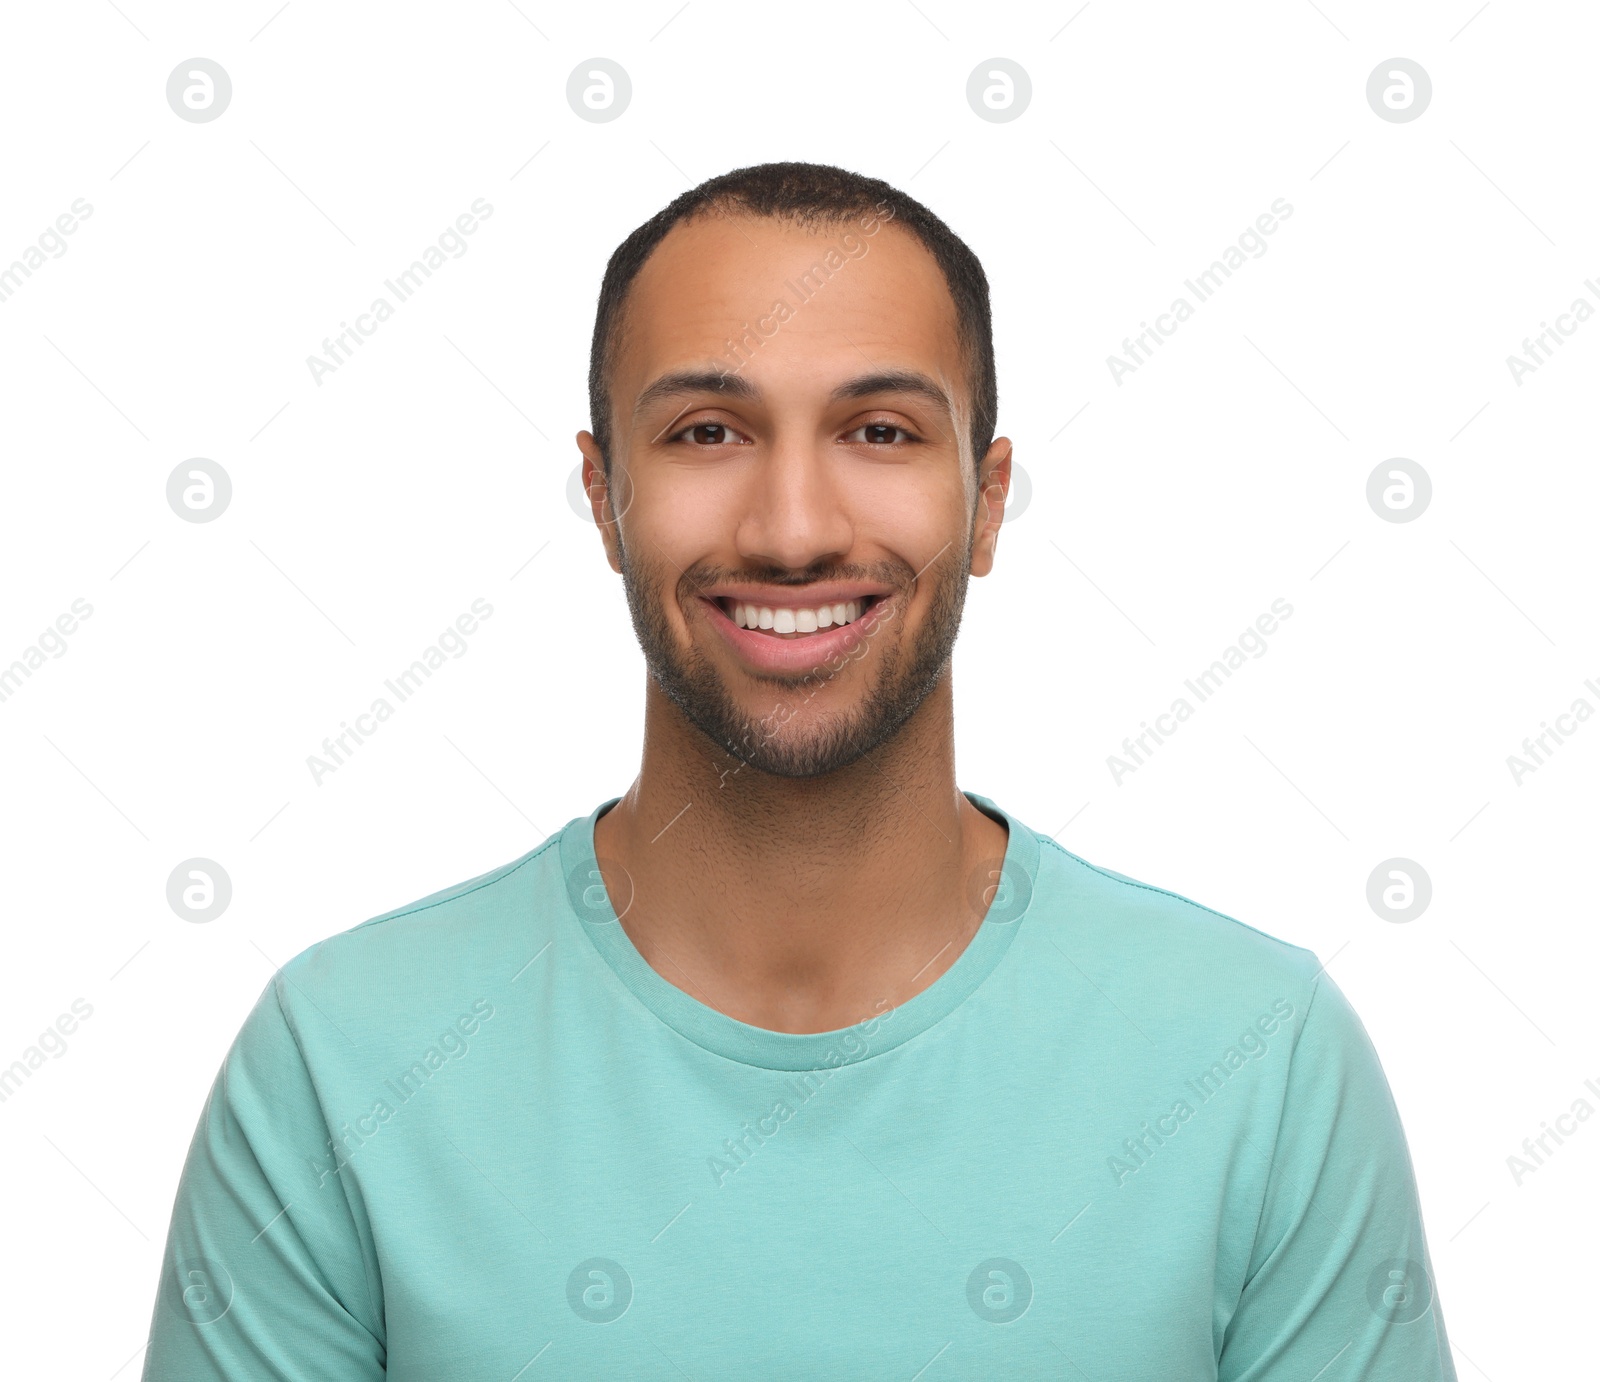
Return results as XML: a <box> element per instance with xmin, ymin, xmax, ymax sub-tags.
<box><xmin>586</xmin><ymin>160</ymin><xmax>997</xmax><ymax>474</ymax></box>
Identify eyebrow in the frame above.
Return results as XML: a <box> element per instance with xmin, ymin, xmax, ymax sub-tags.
<box><xmin>632</xmin><ymin>367</ymin><xmax>956</xmax><ymax>423</ymax></box>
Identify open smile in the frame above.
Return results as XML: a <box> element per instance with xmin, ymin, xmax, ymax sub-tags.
<box><xmin>698</xmin><ymin>587</ymin><xmax>897</xmax><ymax>674</ymax></box>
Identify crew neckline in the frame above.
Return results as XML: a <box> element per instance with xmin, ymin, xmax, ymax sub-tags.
<box><xmin>557</xmin><ymin>791</ymin><xmax>1040</xmax><ymax>1071</ymax></box>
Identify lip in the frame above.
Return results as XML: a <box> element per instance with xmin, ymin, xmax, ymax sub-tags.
<box><xmin>699</xmin><ymin>591</ymin><xmax>899</xmax><ymax>676</ymax></box>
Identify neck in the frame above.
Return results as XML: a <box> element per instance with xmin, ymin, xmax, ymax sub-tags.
<box><xmin>592</xmin><ymin>673</ymin><xmax>1008</xmax><ymax>1034</ymax></box>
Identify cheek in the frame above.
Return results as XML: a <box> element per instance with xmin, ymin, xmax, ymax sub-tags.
<box><xmin>849</xmin><ymin>470</ymin><xmax>967</xmax><ymax>563</ymax></box>
<box><xmin>629</xmin><ymin>468</ymin><xmax>742</xmax><ymax>564</ymax></box>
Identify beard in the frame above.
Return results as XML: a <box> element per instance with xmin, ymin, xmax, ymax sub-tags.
<box><xmin>616</xmin><ymin>539</ymin><xmax>971</xmax><ymax>779</ymax></box>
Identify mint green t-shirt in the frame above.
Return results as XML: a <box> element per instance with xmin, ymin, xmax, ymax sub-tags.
<box><xmin>143</xmin><ymin>795</ymin><xmax>1457</xmax><ymax>1380</ymax></box>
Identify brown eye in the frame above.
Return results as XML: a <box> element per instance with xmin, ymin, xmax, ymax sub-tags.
<box><xmin>676</xmin><ymin>421</ymin><xmax>745</xmax><ymax>446</ymax></box>
<box><xmin>846</xmin><ymin>422</ymin><xmax>914</xmax><ymax>445</ymax></box>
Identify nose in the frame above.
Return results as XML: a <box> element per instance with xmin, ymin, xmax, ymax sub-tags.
<box><xmin>733</xmin><ymin>431</ymin><xmax>853</xmax><ymax>573</ymax></box>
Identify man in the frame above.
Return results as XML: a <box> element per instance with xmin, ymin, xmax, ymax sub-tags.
<box><xmin>144</xmin><ymin>162</ymin><xmax>1457</xmax><ymax>1379</ymax></box>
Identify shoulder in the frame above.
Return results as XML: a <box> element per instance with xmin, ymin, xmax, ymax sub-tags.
<box><xmin>1026</xmin><ymin>830</ymin><xmax>1327</xmax><ymax>1040</ymax></box>
<box><xmin>262</xmin><ymin>828</ymin><xmax>570</xmax><ymax>1048</ymax></box>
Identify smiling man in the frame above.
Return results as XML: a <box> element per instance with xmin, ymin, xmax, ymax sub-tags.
<box><xmin>144</xmin><ymin>162</ymin><xmax>1457</xmax><ymax>1380</ymax></box>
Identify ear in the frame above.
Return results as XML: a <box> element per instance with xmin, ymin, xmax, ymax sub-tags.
<box><xmin>576</xmin><ymin>430</ymin><xmax>624</xmax><ymax>574</ymax></box>
<box><xmin>969</xmin><ymin>438</ymin><xmax>1012</xmax><ymax>577</ymax></box>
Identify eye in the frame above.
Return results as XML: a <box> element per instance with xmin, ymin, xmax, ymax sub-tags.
<box><xmin>844</xmin><ymin>420</ymin><xmax>919</xmax><ymax>445</ymax></box>
<box><xmin>669</xmin><ymin>419</ymin><xmax>750</xmax><ymax>447</ymax></box>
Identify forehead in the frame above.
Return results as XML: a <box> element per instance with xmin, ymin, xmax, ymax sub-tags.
<box><xmin>615</xmin><ymin>212</ymin><xmax>964</xmax><ymax>404</ymax></box>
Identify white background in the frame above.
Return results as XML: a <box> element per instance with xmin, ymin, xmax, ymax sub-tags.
<box><xmin>1</xmin><ymin>1</ymin><xmax>1595</xmax><ymax>1377</ymax></box>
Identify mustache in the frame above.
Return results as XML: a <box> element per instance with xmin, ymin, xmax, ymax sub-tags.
<box><xmin>680</xmin><ymin>559</ymin><xmax>917</xmax><ymax>598</ymax></box>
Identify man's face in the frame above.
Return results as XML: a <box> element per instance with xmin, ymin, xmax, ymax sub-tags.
<box><xmin>579</xmin><ymin>211</ymin><xmax>1008</xmax><ymax>779</ymax></box>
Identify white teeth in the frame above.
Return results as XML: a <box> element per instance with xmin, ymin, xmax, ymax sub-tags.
<box><xmin>730</xmin><ymin>598</ymin><xmax>871</xmax><ymax>635</ymax></box>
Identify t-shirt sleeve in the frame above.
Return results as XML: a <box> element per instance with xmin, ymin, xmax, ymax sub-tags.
<box><xmin>1217</xmin><ymin>969</ymin><xmax>1458</xmax><ymax>1381</ymax></box>
<box><xmin>141</xmin><ymin>972</ymin><xmax>387</xmax><ymax>1380</ymax></box>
